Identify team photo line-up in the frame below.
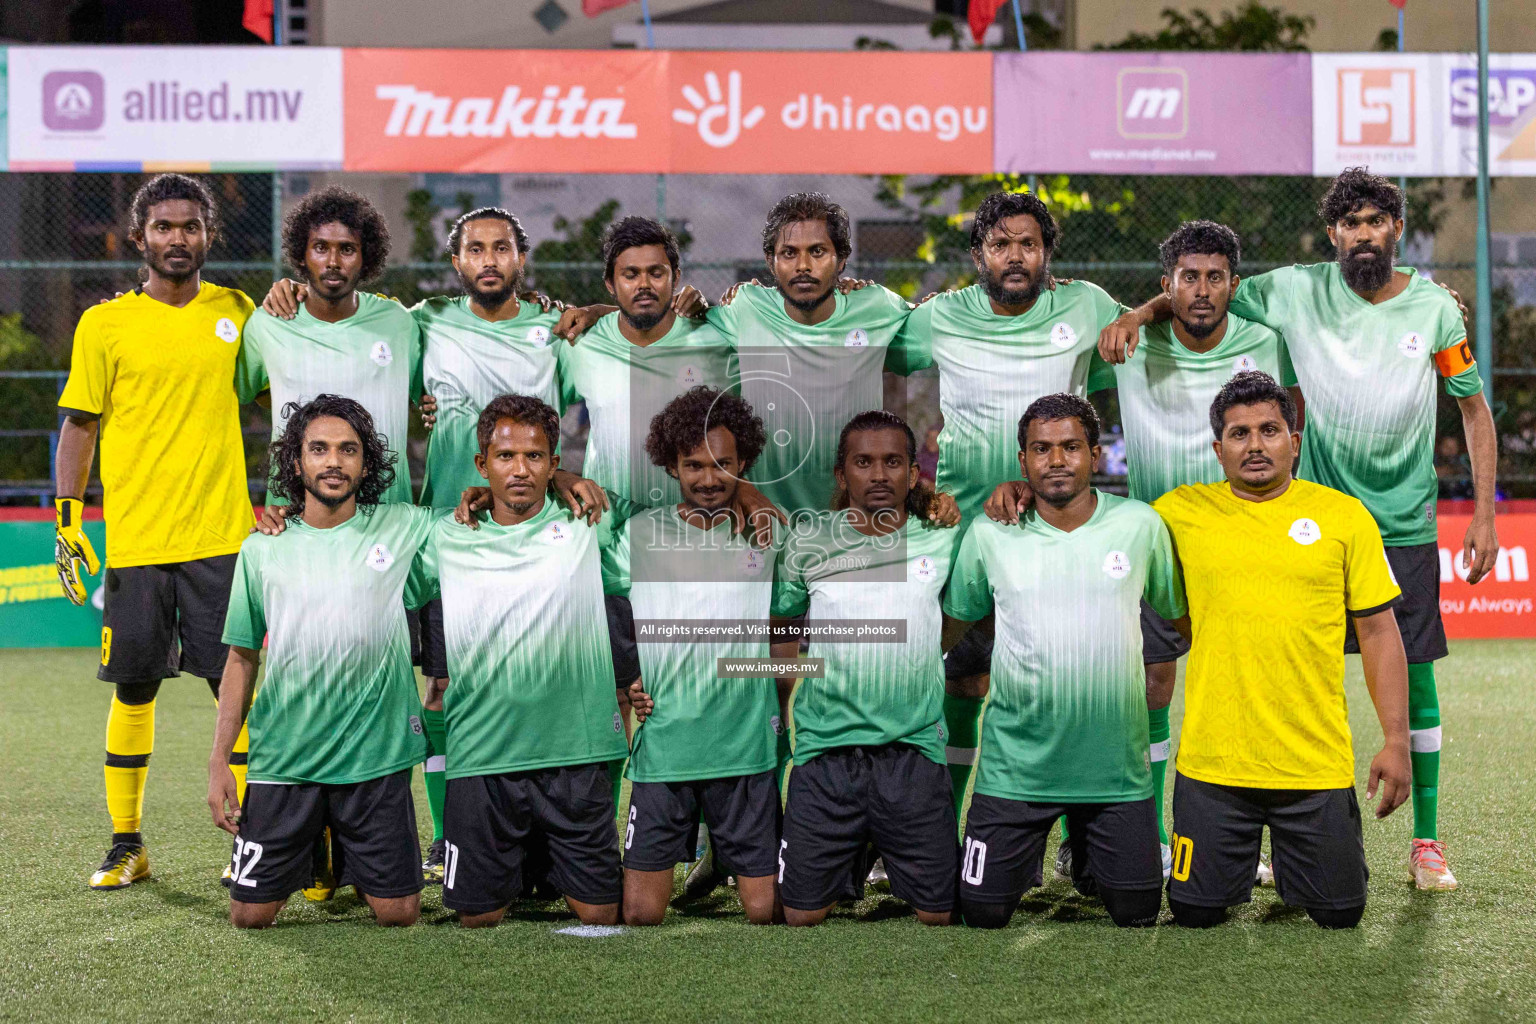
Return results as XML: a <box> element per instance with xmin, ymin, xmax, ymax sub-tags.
<box><xmin>51</xmin><ymin>164</ymin><xmax>1499</xmax><ymax>931</ymax></box>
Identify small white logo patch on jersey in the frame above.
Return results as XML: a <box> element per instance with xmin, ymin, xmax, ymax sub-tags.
<box><xmin>677</xmin><ymin>364</ymin><xmax>703</xmax><ymax>387</ymax></box>
<box><xmin>1232</xmin><ymin>354</ymin><xmax>1258</xmax><ymax>374</ymax></box>
<box><xmin>1288</xmin><ymin>518</ymin><xmax>1321</xmax><ymax>546</ymax></box>
<box><xmin>613</xmin><ymin>712</ymin><xmax>623</xmax><ymax>733</ymax></box>
<box><xmin>1102</xmin><ymin>550</ymin><xmax>1132</xmax><ymax>579</ymax></box>
<box><xmin>366</xmin><ymin>543</ymin><xmax>395</xmax><ymax>571</ymax></box>
<box><xmin>911</xmin><ymin>555</ymin><xmax>937</xmax><ymax>583</ymax></box>
<box><xmin>409</xmin><ymin>715</ymin><xmax>422</xmax><ymax>735</ymax></box>
<box><xmin>738</xmin><ymin>548</ymin><xmax>766</xmax><ymax>576</ymax></box>
<box><xmin>214</xmin><ymin>317</ymin><xmax>239</xmax><ymax>343</ymax></box>
<box><xmin>1397</xmin><ymin>331</ymin><xmax>1427</xmax><ymax>358</ymax></box>
<box><xmin>544</xmin><ymin>522</ymin><xmax>571</xmax><ymax>545</ymax></box>
<box><xmin>771</xmin><ymin>715</ymin><xmax>783</xmax><ymax>736</ymax></box>
<box><xmin>527</xmin><ymin>326</ymin><xmax>551</xmax><ymax>348</ymax></box>
<box><xmin>369</xmin><ymin>340</ymin><xmax>393</xmax><ymax>367</ymax></box>
<box><xmin>844</xmin><ymin>328</ymin><xmax>869</xmax><ymax>348</ymax></box>
<box><xmin>1049</xmin><ymin>322</ymin><xmax>1078</xmax><ymax>349</ymax></box>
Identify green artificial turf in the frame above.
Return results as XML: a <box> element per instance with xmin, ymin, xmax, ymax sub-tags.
<box><xmin>2</xmin><ymin>642</ymin><xmax>1533</xmax><ymax>1023</ymax></box>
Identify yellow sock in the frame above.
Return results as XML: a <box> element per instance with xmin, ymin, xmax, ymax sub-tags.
<box><xmin>104</xmin><ymin>695</ymin><xmax>155</xmax><ymax>839</ymax></box>
<box><xmin>230</xmin><ymin>720</ymin><xmax>249</xmax><ymax>804</ymax></box>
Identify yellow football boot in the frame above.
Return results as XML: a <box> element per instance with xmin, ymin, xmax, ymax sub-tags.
<box><xmin>89</xmin><ymin>843</ymin><xmax>149</xmax><ymax>890</ymax></box>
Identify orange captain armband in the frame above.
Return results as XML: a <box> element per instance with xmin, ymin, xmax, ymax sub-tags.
<box><xmin>1434</xmin><ymin>339</ymin><xmax>1475</xmax><ymax>378</ymax></box>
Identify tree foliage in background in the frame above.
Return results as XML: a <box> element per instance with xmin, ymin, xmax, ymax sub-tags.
<box><xmin>1099</xmin><ymin>1</ymin><xmax>1313</xmax><ymax>51</ymax></box>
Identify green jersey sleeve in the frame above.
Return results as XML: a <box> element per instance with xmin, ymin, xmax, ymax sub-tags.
<box><xmin>1087</xmin><ymin>350</ymin><xmax>1118</xmax><ymax>394</ymax></box>
<box><xmin>705</xmin><ymin>297</ymin><xmax>739</xmax><ymax>340</ymax></box>
<box><xmin>940</xmin><ymin>521</ymin><xmax>993</xmax><ymax>622</ymax></box>
<box><xmin>221</xmin><ymin>544</ymin><xmax>267</xmax><ymax>649</ymax></box>
<box><xmin>873</xmin><ymin>288</ymin><xmax>918</xmax><ymax>375</ymax></box>
<box><xmin>233</xmin><ymin>316</ymin><xmax>270</xmax><ymax>404</ymax></box>
<box><xmin>405</xmin><ymin>528</ymin><xmax>441</xmax><ymax>609</ymax></box>
<box><xmin>406</xmin><ymin>316</ymin><xmax>425</xmax><ymax>403</ymax></box>
<box><xmin>1431</xmin><ymin>305</ymin><xmax>1484</xmax><ymax>398</ymax></box>
<box><xmin>1278</xmin><ymin>336</ymin><xmax>1299</xmax><ymax>388</ymax></box>
<box><xmin>554</xmin><ymin>340</ymin><xmax>584</xmax><ymax>409</ymax></box>
<box><xmin>601</xmin><ymin>520</ymin><xmax>632</xmax><ymax>597</ymax></box>
<box><xmin>1229</xmin><ymin>268</ymin><xmax>1295</xmax><ymax>334</ymax></box>
<box><xmin>889</xmin><ymin>297</ymin><xmax>936</xmax><ymax>374</ymax></box>
<box><xmin>1142</xmin><ymin>515</ymin><xmax>1187</xmax><ymax>621</ymax></box>
<box><xmin>769</xmin><ymin>542</ymin><xmax>808</xmax><ymax>618</ymax></box>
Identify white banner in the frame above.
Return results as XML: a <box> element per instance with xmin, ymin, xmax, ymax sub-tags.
<box><xmin>1313</xmin><ymin>52</ymin><xmax>1536</xmax><ymax>177</ymax></box>
<box><xmin>7</xmin><ymin>46</ymin><xmax>343</xmax><ymax>170</ymax></box>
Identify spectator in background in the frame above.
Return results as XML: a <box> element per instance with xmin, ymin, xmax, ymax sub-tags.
<box><xmin>1101</xmin><ymin>424</ymin><xmax>1128</xmax><ymax>478</ymax></box>
<box><xmin>1435</xmin><ymin>436</ymin><xmax>1474</xmax><ymax>500</ymax></box>
<box><xmin>1503</xmin><ymin>410</ymin><xmax>1536</xmax><ymax>456</ymax></box>
<box><xmin>918</xmin><ymin>421</ymin><xmax>941</xmax><ymax>485</ymax></box>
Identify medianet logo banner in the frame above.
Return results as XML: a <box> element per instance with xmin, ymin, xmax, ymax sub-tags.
<box><xmin>7</xmin><ymin>46</ymin><xmax>343</xmax><ymax>170</ymax></box>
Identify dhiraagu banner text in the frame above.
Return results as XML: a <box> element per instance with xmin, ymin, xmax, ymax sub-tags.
<box><xmin>0</xmin><ymin>519</ymin><xmax>107</xmax><ymax>648</ymax></box>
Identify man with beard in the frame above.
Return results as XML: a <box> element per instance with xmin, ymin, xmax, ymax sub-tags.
<box><xmin>945</xmin><ymin>394</ymin><xmax>1183</xmax><ymax>929</ymax></box>
<box><xmin>770</xmin><ymin>412</ymin><xmax>961</xmax><ymax>927</ymax></box>
<box><xmin>985</xmin><ymin>221</ymin><xmax>1295</xmax><ymax>881</ymax></box>
<box><xmin>209</xmin><ymin>395</ymin><xmax>434</xmax><ymax>929</ymax></box>
<box><xmin>889</xmin><ymin>190</ymin><xmax>1126</xmax><ymax>820</ymax></box>
<box><xmin>1101</xmin><ymin>169</ymin><xmax>1498</xmax><ymax>890</ymax></box>
<box><xmin>238</xmin><ymin>186</ymin><xmax>422</xmax><ymax>506</ymax></box>
<box><xmin>55</xmin><ymin>173</ymin><xmax>257</xmax><ymax>890</ymax></box>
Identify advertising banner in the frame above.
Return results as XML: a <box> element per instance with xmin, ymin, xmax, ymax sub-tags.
<box><xmin>667</xmin><ymin>51</ymin><xmax>992</xmax><ymax>174</ymax></box>
<box><xmin>5</xmin><ymin>45</ymin><xmax>343</xmax><ymax>171</ymax></box>
<box><xmin>1438</xmin><ymin>512</ymin><xmax>1536</xmax><ymax>639</ymax></box>
<box><xmin>1313</xmin><ymin>53</ymin><xmax>1536</xmax><ymax>177</ymax></box>
<box><xmin>0</xmin><ymin>518</ymin><xmax>107</xmax><ymax>649</ymax></box>
<box><xmin>993</xmin><ymin>52</ymin><xmax>1312</xmax><ymax>175</ymax></box>
<box><xmin>343</xmin><ymin>48</ymin><xmax>669</xmax><ymax>173</ymax></box>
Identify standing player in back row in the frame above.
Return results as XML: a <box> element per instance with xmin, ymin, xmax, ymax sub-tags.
<box><xmin>890</xmin><ymin>190</ymin><xmax>1128</xmax><ymax>818</ymax></box>
<box><xmin>1102</xmin><ymin>168</ymin><xmax>1499</xmax><ymax>890</ymax></box>
<box><xmin>55</xmin><ymin>173</ymin><xmax>257</xmax><ymax>890</ymax></box>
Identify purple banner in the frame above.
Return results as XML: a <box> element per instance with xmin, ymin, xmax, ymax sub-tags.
<box><xmin>993</xmin><ymin>52</ymin><xmax>1312</xmax><ymax>175</ymax></box>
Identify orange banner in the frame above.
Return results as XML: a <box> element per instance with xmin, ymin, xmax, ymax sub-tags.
<box><xmin>667</xmin><ymin>51</ymin><xmax>992</xmax><ymax>174</ymax></box>
<box><xmin>1438</xmin><ymin>512</ymin><xmax>1536</xmax><ymax>639</ymax></box>
<box><xmin>343</xmin><ymin>49</ymin><xmax>670</xmax><ymax>173</ymax></box>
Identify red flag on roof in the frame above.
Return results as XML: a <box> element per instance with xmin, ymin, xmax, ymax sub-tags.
<box><xmin>969</xmin><ymin>0</ymin><xmax>1009</xmax><ymax>43</ymax></box>
<box><xmin>584</xmin><ymin>0</ymin><xmax>633</xmax><ymax>15</ymax></box>
<box><xmin>243</xmin><ymin>0</ymin><xmax>274</xmax><ymax>42</ymax></box>
<box><xmin>1387</xmin><ymin>0</ymin><xmax>1407</xmax><ymax>8</ymax></box>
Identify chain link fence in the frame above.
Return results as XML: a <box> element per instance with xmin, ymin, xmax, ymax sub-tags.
<box><xmin>2</xmin><ymin>170</ymin><xmax>1532</xmax><ymax>504</ymax></box>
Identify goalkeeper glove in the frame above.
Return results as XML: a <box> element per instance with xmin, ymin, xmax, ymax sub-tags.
<box><xmin>54</xmin><ymin>496</ymin><xmax>100</xmax><ymax>606</ymax></box>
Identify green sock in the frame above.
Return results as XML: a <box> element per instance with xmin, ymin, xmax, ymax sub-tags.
<box><xmin>1059</xmin><ymin>818</ymin><xmax>1069</xmax><ymax>843</ymax></box>
<box><xmin>608</xmin><ymin>757</ymin><xmax>627</xmax><ymax>820</ymax></box>
<box><xmin>943</xmin><ymin>694</ymin><xmax>984</xmax><ymax>818</ymax></box>
<box><xmin>1148</xmin><ymin>705</ymin><xmax>1171</xmax><ymax>846</ymax></box>
<box><xmin>1407</xmin><ymin>662</ymin><xmax>1441</xmax><ymax>841</ymax></box>
<box><xmin>774</xmin><ymin>728</ymin><xmax>793</xmax><ymax>799</ymax></box>
<box><xmin>421</xmin><ymin>707</ymin><xmax>446</xmax><ymax>843</ymax></box>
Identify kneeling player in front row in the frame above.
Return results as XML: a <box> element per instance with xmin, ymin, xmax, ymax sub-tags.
<box><xmin>208</xmin><ymin>395</ymin><xmax>434</xmax><ymax>928</ymax></box>
<box><xmin>945</xmin><ymin>395</ymin><xmax>1184</xmax><ymax>928</ymax></box>
<box><xmin>1153</xmin><ymin>372</ymin><xmax>1411</xmax><ymax>928</ymax></box>
<box><xmin>414</xmin><ymin>394</ymin><xmax>631</xmax><ymax>927</ymax></box>
<box><xmin>613</xmin><ymin>387</ymin><xmax>785</xmax><ymax>925</ymax></box>
<box><xmin>771</xmin><ymin>411</ymin><xmax>961</xmax><ymax>927</ymax></box>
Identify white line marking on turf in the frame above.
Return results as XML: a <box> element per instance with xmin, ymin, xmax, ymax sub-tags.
<box><xmin>553</xmin><ymin>924</ymin><xmax>626</xmax><ymax>937</ymax></box>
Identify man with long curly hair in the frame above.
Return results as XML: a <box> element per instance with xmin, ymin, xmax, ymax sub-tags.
<box><xmin>208</xmin><ymin>394</ymin><xmax>436</xmax><ymax>929</ymax></box>
<box><xmin>237</xmin><ymin>185</ymin><xmax>423</xmax><ymax>505</ymax></box>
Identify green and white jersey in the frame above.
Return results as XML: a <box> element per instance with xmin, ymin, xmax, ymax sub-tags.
<box><xmin>412</xmin><ymin>496</ymin><xmax>632</xmax><ymax>779</ymax></box>
<box><xmin>414</xmin><ymin>296</ymin><xmax>563</xmax><ymax>510</ymax></box>
<box><xmin>893</xmin><ymin>282</ymin><xmax>1124</xmax><ymax>524</ymax></box>
<box><xmin>1088</xmin><ymin>315</ymin><xmax>1294</xmax><ymax>504</ymax></box>
<box><xmin>559</xmin><ymin>313</ymin><xmax>734</xmax><ymax>507</ymax></box>
<box><xmin>222</xmin><ymin>503</ymin><xmax>435</xmax><ymax>785</ymax></box>
<box><xmin>771</xmin><ymin>511</ymin><xmax>960</xmax><ymax>766</ymax></box>
<box><xmin>236</xmin><ymin>292</ymin><xmax>422</xmax><ymax>505</ymax></box>
<box><xmin>944</xmin><ymin>492</ymin><xmax>1185</xmax><ymax>803</ymax></box>
<box><xmin>707</xmin><ymin>284</ymin><xmax>913</xmax><ymax>515</ymax></box>
<box><xmin>604</xmin><ymin>506</ymin><xmax>782</xmax><ymax>783</ymax></box>
<box><xmin>1230</xmin><ymin>264</ymin><xmax>1482</xmax><ymax>546</ymax></box>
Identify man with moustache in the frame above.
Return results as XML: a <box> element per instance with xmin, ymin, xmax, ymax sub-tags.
<box><xmin>889</xmin><ymin>190</ymin><xmax>1127</xmax><ymax>819</ymax></box>
<box><xmin>55</xmin><ymin>173</ymin><xmax>258</xmax><ymax>890</ymax></box>
<box><xmin>209</xmin><ymin>395</ymin><xmax>434</xmax><ymax>929</ymax></box>
<box><xmin>1102</xmin><ymin>169</ymin><xmax>1497</xmax><ymax>890</ymax></box>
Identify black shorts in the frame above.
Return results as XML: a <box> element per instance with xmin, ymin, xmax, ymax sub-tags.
<box><xmin>1140</xmin><ymin>599</ymin><xmax>1189</xmax><ymax>665</ymax></box>
<box><xmin>624</xmin><ymin>772</ymin><xmax>781</xmax><ymax>877</ymax></box>
<box><xmin>605</xmin><ymin>594</ymin><xmax>641</xmax><ymax>687</ymax></box>
<box><xmin>960</xmin><ymin>793</ymin><xmax>1162</xmax><ymax>904</ymax></box>
<box><xmin>98</xmin><ymin>553</ymin><xmax>237</xmax><ymax>683</ymax></box>
<box><xmin>1169</xmin><ymin>772</ymin><xmax>1368</xmax><ymax>911</ymax></box>
<box><xmin>230</xmin><ymin>770</ymin><xmax>421</xmax><ymax>904</ymax></box>
<box><xmin>1344</xmin><ymin>542</ymin><xmax>1446</xmax><ymax>663</ymax></box>
<box><xmin>780</xmin><ymin>744</ymin><xmax>958</xmax><ymax>913</ymax></box>
<box><xmin>418</xmin><ymin>597</ymin><xmax>449</xmax><ymax>680</ymax></box>
<box><xmin>442</xmin><ymin>762</ymin><xmax>622</xmax><ymax>913</ymax></box>
<box><xmin>944</xmin><ymin>619</ymin><xmax>993</xmax><ymax>680</ymax></box>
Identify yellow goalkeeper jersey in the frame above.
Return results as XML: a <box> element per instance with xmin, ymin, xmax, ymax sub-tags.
<box><xmin>59</xmin><ymin>283</ymin><xmax>255</xmax><ymax>568</ymax></box>
<box><xmin>1153</xmin><ymin>478</ymin><xmax>1401</xmax><ymax>790</ymax></box>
